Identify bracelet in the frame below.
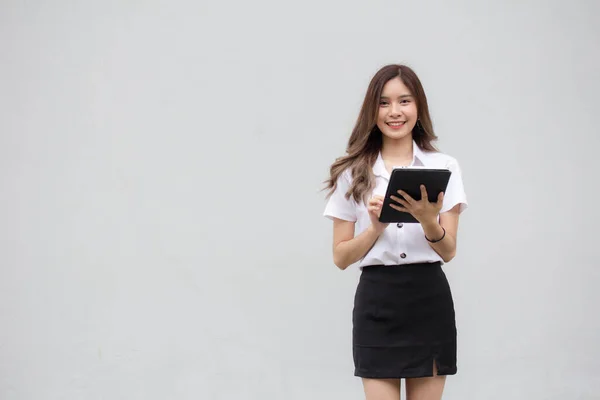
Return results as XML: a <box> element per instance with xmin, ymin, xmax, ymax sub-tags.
<box><xmin>425</xmin><ymin>226</ymin><xmax>446</xmax><ymax>243</ymax></box>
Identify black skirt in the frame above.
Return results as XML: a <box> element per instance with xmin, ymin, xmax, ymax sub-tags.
<box><xmin>352</xmin><ymin>261</ymin><xmax>457</xmax><ymax>379</ymax></box>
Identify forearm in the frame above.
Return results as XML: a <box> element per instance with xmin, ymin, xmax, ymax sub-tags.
<box><xmin>421</xmin><ymin>219</ymin><xmax>456</xmax><ymax>262</ymax></box>
<box><xmin>334</xmin><ymin>225</ymin><xmax>382</xmax><ymax>270</ymax></box>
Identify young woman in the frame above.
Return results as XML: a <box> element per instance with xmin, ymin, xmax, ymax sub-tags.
<box><xmin>323</xmin><ymin>64</ymin><xmax>468</xmax><ymax>400</ymax></box>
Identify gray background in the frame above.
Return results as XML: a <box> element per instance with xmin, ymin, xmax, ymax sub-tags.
<box><xmin>2</xmin><ymin>0</ymin><xmax>599</xmax><ymax>399</ymax></box>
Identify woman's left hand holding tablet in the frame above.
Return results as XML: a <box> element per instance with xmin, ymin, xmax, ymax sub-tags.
<box><xmin>389</xmin><ymin>185</ymin><xmax>443</xmax><ymax>226</ymax></box>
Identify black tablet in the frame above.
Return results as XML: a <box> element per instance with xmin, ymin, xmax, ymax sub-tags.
<box><xmin>379</xmin><ymin>167</ymin><xmax>452</xmax><ymax>223</ymax></box>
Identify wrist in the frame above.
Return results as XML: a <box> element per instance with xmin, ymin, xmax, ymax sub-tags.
<box><xmin>421</xmin><ymin>218</ymin><xmax>443</xmax><ymax>239</ymax></box>
<box><xmin>368</xmin><ymin>223</ymin><xmax>386</xmax><ymax>236</ymax></box>
<box><xmin>420</xmin><ymin>217</ymin><xmax>439</xmax><ymax>231</ymax></box>
<box><xmin>425</xmin><ymin>226</ymin><xmax>446</xmax><ymax>243</ymax></box>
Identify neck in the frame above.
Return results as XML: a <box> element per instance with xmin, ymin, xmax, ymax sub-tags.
<box><xmin>381</xmin><ymin>135</ymin><xmax>414</xmax><ymax>165</ymax></box>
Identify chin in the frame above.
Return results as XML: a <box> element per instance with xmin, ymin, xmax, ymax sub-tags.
<box><xmin>381</xmin><ymin>129</ymin><xmax>412</xmax><ymax>141</ymax></box>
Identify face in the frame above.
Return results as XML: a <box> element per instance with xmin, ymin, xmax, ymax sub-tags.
<box><xmin>376</xmin><ymin>77</ymin><xmax>418</xmax><ymax>141</ymax></box>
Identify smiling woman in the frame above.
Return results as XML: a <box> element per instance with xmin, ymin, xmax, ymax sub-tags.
<box><xmin>378</xmin><ymin>89</ymin><xmax>416</xmax><ymax>139</ymax></box>
<box><xmin>322</xmin><ymin>64</ymin><xmax>468</xmax><ymax>400</ymax></box>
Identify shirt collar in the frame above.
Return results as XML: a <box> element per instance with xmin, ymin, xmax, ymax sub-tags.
<box><xmin>373</xmin><ymin>140</ymin><xmax>430</xmax><ymax>179</ymax></box>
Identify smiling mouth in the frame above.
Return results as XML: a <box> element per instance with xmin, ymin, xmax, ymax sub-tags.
<box><xmin>387</xmin><ymin>121</ymin><xmax>406</xmax><ymax>127</ymax></box>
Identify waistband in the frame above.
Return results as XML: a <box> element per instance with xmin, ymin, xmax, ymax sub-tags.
<box><xmin>361</xmin><ymin>261</ymin><xmax>442</xmax><ymax>273</ymax></box>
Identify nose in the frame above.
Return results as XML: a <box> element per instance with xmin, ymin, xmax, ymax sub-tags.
<box><xmin>390</xmin><ymin>102</ymin><xmax>402</xmax><ymax>116</ymax></box>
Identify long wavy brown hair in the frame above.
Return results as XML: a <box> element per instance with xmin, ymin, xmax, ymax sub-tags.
<box><xmin>324</xmin><ymin>64</ymin><xmax>439</xmax><ymax>205</ymax></box>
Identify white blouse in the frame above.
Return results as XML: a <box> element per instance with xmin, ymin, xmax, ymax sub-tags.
<box><xmin>323</xmin><ymin>141</ymin><xmax>468</xmax><ymax>268</ymax></box>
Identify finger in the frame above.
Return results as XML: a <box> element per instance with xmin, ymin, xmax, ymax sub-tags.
<box><xmin>370</xmin><ymin>199</ymin><xmax>383</xmax><ymax>207</ymax></box>
<box><xmin>369</xmin><ymin>203</ymin><xmax>382</xmax><ymax>212</ymax></box>
<box><xmin>390</xmin><ymin>203</ymin><xmax>409</xmax><ymax>213</ymax></box>
<box><xmin>437</xmin><ymin>191</ymin><xmax>444</xmax><ymax>204</ymax></box>
<box><xmin>396</xmin><ymin>190</ymin><xmax>415</xmax><ymax>204</ymax></box>
<box><xmin>390</xmin><ymin>195</ymin><xmax>410</xmax><ymax>208</ymax></box>
<box><xmin>369</xmin><ymin>196</ymin><xmax>384</xmax><ymax>205</ymax></box>
<box><xmin>420</xmin><ymin>185</ymin><xmax>428</xmax><ymax>201</ymax></box>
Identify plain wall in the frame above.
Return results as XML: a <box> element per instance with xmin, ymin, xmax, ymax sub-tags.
<box><xmin>2</xmin><ymin>0</ymin><xmax>599</xmax><ymax>398</ymax></box>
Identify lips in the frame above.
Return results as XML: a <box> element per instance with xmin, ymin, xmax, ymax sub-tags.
<box><xmin>387</xmin><ymin>121</ymin><xmax>406</xmax><ymax>127</ymax></box>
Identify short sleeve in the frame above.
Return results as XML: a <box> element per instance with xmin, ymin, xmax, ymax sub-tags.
<box><xmin>440</xmin><ymin>158</ymin><xmax>468</xmax><ymax>214</ymax></box>
<box><xmin>323</xmin><ymin>169</ymin><xmax>358</xmax><ymax>222</ymax></box>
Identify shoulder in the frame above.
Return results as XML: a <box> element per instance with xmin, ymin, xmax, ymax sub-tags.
<box><xmin>324</xmin><ymin>166</ymin><xmax>359</xmax><ymax>221</ymax></box>
<box><xmin>337</xmin><ymin>166</ymin><xmax>354</xmax><ymax>184</ymax></box>
<box><xmin>327</xmin><ymin>167</ymin><xmax>355</xmax><ymax>197</ymax></box>
<box><xmin>422</xmin><ymin>149</ymin><xmax>462</xmax><ymax>170</ymax></box>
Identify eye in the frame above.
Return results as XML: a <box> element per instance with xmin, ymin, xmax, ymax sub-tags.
<box><xmin>379</xmin><ymin>100</ymin><xmax>389</xmax><ymax>106</ymax></box>
<box><xmin>400</xmin><ymin>99</ymin><xmax>411</xmax><ymax>104</ymax></box>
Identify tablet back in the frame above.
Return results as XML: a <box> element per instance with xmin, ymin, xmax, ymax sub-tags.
<box><xmin>379</xmin><ymin>168</ymin><xmax>451</xmax><ymax>223</ymax></box>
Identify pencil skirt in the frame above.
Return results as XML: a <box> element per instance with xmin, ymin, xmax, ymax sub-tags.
<box><xmin>352</xmin><ymin>261</ymin><xmax>458</xmax><ymax>379</ymax></box>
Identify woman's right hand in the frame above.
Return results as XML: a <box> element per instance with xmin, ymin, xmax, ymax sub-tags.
<box><xmin>368</xmin><ymin>195</ymin><xmax>389</xmax><ymax>234</ymax></box>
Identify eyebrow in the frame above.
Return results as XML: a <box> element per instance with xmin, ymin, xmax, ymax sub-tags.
<box><xmin>380</xmin><ymin>94</ymin><xmax>413</xmax><ymax>99</ymax></box>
